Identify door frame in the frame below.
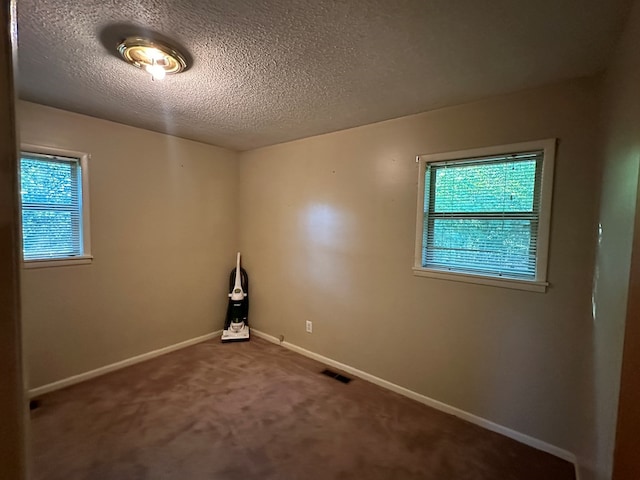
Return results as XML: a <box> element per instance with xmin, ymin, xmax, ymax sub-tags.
<box><xmin>0</xmin><ymin>1</ymin><xmax>27</xmax><ymax>479</ymax></box>
<box><xmin>612</xmin><ymin>167</ymin><xmax>640</xmax><ymax>479</ymax></box>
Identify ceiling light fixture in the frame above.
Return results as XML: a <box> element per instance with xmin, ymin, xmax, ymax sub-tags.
<box><xmin>117</xmin><ymin>37</ymin><xmax>188</xmax><ymax>81</ymax></box>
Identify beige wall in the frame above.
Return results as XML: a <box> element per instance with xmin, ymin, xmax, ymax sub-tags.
<box><xmin>0</xmin><ymin>1</ymin><xmax>26</xmax><ymax>479</ymax></box>
<box><xmin>238</xmin><ymin>77</ymin><xmax>601</xmax><ymax>464</ymax></box>
<box><xmin>595</xmin><ymin>0</ymin><xmax>640</xmax><ymax>478</ymax></box>
<box><xmin>19</xmin><ymin>101</ymin><xmax>239</xmax><ymax>388</ymax></box>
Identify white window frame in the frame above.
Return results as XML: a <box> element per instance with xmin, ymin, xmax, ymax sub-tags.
<box><xmin>20</xmin><ymin>144</ymin><xmax>93</xmax><ymax>269</ymax></box>
<box><xmin>413</xmin><ymin>139</ymin><xmax>556</xmax><ymax>293</ymax></box>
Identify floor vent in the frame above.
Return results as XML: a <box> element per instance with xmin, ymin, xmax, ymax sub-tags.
<box><xmin>321</xmin><ymin>368</ymin><xmax>352</xmax><ymax>384</ymax></box>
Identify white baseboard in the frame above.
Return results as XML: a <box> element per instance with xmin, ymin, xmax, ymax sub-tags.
<box><xmin>29</xmin><ymin>330</ymin><xmax>222</xmax><ymax>398</ymax></box>
<box><xmin>251</xmin><ymin>328</ymin><xmax>579</xmax><ymax>473</ymax></box>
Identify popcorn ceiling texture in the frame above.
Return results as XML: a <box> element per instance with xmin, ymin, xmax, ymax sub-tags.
<box><xmin>17</xmin><ymin>0</ymin><xmax>629</xmax><ymax>151</ymax></box>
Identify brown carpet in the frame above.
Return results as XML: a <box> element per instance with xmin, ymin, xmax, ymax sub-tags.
<box><xmin>30</xmin><ymin>337</ymin><xmax>575</xmax><ymax>480</ymax></box>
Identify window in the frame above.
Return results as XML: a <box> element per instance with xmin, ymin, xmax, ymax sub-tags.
<box><xmin>19</xmin><ymin>145</ymin><xmax>92</xmax><ymax>268</ymax></box>
<box><xmin>414</xmin><ymin>139</ymin><xmax>556</xmax><ymax>292</ymax></box>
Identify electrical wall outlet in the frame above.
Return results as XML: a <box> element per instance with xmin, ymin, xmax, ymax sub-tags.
<box><xmin>306</xmin><ymin>320</ymin><xmax>313</xmax><ymax>333</ymax></box>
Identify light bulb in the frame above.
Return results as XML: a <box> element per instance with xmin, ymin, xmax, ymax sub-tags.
<box><xmin>147</xmin><ymin>48</ymin><xmax>165</xmax><ymax>61</ymax></box>
<box><xmin>145</xmin><ymin>64</ymin><xmax>166</xmax><ymax>81</ymax></box>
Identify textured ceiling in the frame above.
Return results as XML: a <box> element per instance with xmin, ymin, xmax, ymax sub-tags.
<box><xmin>17</xmin><ymin>0</ymin><xmax>630</xmax><ymax>151</ymax></box>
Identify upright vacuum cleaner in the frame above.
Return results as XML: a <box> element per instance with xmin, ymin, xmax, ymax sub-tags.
<box><xmin>221</xmin><ymin>252</ymin><xmax>250</xmax><ymax>343</ymax></box>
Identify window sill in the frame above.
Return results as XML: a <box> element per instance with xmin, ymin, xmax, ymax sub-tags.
<box><xmin>23</xmin><ymin>255</ymin><xmax>93</xmax><ymax>269</ymax></box>
<box><xmin>412</xmin><ymin>267</ymin><xmax>548</xmax><ymax>293</ymax></box>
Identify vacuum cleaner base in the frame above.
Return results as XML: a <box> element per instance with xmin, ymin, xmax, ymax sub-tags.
<box><xmin>221</xmin><ymin>325</ymin><xmax>250</xmax><ymax>343</ymax></box>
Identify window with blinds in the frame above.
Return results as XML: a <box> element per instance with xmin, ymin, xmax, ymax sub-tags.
<box><xmin>20</xmin><ymin>149</ymin><xmax>90</xmax><ymax>264</ymax></box>
<box><xmin>414</xmin><ymin>140</ymin><xmax>555</xmax><ymax>292</ymax></box>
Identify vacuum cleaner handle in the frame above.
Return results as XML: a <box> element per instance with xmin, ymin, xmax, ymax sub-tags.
<box><xmin>230</xmin><ymin>252</ymin><xmax>247</xmax><ymax>300</ymax></box>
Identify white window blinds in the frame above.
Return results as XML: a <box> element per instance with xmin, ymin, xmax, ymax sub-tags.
<box><xmin>20</xmin><ymin>153</ymin><xmax>84</xmax><ymax>260</ymax></box>
<box><xmin>422</xmin><ymin>151</ymin><xmax>543</xmax><ymax>280</ymax></box>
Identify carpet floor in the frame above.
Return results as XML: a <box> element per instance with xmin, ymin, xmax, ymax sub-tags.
<box><xmin>30</xmin><ymin>337</ymin><xmax>575</xmax><ymax>480</ymax></box>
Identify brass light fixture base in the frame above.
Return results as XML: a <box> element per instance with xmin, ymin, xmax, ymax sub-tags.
<box><xmin>117</xmin><ymin>37</ymin><xmax>187</xmax><ymax>80</ymax></box>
